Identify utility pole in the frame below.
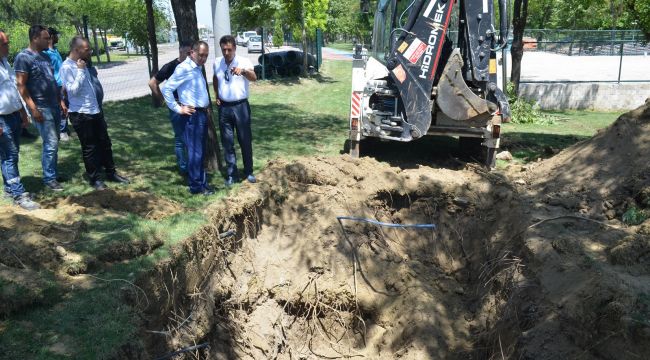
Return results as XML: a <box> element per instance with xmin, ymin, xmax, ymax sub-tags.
<box><xmin>211</xmin><ymin>0</ymin><xmax>231</xmax><ymax>58</ymax></box>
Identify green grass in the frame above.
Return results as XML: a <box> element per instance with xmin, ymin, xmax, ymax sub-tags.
<box><xmin>500</xmin><ymin>110</ymin><xmax>622</xmax><ymax>163</ymax></box>
<box><xmin>95</xmin><ymin>52</ymin><xmax>146</xmax><ymax>65</ymax></box>
<box><xmin>325</xmin><ymin>41</ymin><xmax>356</xmax><ymax>52</ymax></box>
<box><xmin>0</xmin><ymin>59</ymin><xmax>352</xmax><ymax>359</ymax></box>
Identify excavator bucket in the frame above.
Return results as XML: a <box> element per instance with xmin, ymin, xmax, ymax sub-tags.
<box><xmin>436</xmin><ymin>49</ymin><xmax>492</xmax><ymax>121</ymax></box>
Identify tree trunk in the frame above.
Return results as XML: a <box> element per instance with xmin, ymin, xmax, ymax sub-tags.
<box><xmin>170</xmin><ymin>0</ymin><xmax>222</xmax><ymax>172</ymax></box>
<box><xmin>169</xmin><ymin>0</ymin><xmax>200</xmax><ymax>44</ymax></box>
<box><xmin>100</xmin><ymin>29</ymin><xmax>111</xmax><ymax>62</ymax></box>
<box><xmin>145</xmin><ymin>0</ymin><xmax>159</xmax><ymax>75</ymax></box>
<box><xmin>511</xmin><ymin>0</ymin><xmax>529</xmax><ymax>95</ymax></box>
<box><xmin>91</xmin><ymin>28</ymin><xmax>101</xmax><ymax>64</ymax></box>
<box><xmin>301</xmin><ymin>5</ymin><xmax>308</xmax><ymax>77</ymax></box>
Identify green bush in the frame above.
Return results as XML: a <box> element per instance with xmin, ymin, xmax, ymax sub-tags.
<box><xmin>506</xmin><ymin>82</ymin><xmax>556</xmax><ymax>125</ymax></box>
<box><xmin>622</xmin><ymin>206</ymin><xmax>649</xmax><ymax>226</ymax></box>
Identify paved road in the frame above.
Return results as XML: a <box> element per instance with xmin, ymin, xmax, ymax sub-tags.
<box><xmin>100</xmin><ymin>42</ymin><xmax>282</xmax><ymax>102</ymax></box>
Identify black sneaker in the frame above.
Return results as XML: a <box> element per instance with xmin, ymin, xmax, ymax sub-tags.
<box><xmin>45</xmin><ymin>180</ymin><xmax>64</xmax><ymax>192</ymax></box>
<box><xmin>106</xmin><ymin>173</ymin><xmax>130</xmax><ymax>184</ymax></box>
<box><xmin>14</xmin><ymin>193</ymin><xmax>40</xmax><ymax>210</ymax></box>
<box><xmin>91</xmin><ymin>180</ymin><xmax>107</xmax><ymax>191</ymax></box>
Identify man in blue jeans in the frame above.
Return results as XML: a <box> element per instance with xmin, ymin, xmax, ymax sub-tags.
<box><xmin>148</xmin><ymin>41</ymin><xmax>191</xmax><ymax>175</ymax></box>
<box><xmin>0</xmin><ymin>30</ymin><xmax>40</xmax><ymax>210</ymax></box>
<box><xmin>43</xmin><ymin>27</ymin><xmax>70</xmax><ymax>141</ymax></box>
<box><xmin>162</xmin><ymin>41</ymin><xmax>214</xmax><ymax>196</ymax></box>
<box><xmin>15</xmin><ymin>25</ymin><xmax>66</xmax><ymax>191</ymax></box>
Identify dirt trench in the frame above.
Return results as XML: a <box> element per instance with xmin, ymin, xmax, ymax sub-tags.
<box><xmin>132</xmin><ymin>100</ymin><xmax>650</xmax><ymax>360</ymax></box>
<box><xmin>134</xmin><ymin>156</ymin><xmax>531</xmax><ymax>359</ymax></box>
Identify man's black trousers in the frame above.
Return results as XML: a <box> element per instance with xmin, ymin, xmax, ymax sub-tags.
<box><xmin>69</xmin><ymin>111</ymin><xmax>116</xmax><ymax>182</ymax></box>
<box><xmin>218</xmin><ymin>100</ymin><xmax>253</xmax><ymax>179</ymax></box>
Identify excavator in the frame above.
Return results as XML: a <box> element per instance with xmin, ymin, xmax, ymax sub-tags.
<box><xmin>349</xmin><ymin>0</ymin><xmax>511</xmax><ymax>167</ymax></box>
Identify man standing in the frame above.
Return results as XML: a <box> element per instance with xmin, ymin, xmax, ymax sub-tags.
<box><xmin>43</xmin><ymin>27</ymin><xmax>70</xmax><ymax>141</ymax></box>
<box><xmin>60</xmin><ymin>35</ymin><xmax>129</xmax><ymax>190</ymax></box>
<box><xmin>0</xmin><ymin>30</ymin><xmax>40</xmax><ymax>210</ymax></box>
<box><xmin>162</xmin><ymin>41</ymin><xmax>214</xmax><ymax>195</ymax></box>
<box><xmin>148</xmin><ymin>41</ymin><xmax>191</xmax><ymax>175</ymax></box>
<box><xmin>14</xmin><ymin>25</ymin><xmax>66</xmax><ymax>191</ymax></box>
<box><xmin>212</xmin><ymin>35</ymin><xmax>257</xmax><ymax>186</ymax></box>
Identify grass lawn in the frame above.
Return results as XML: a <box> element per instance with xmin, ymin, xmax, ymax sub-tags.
<box><xmin>0</xmin><ymin>54</ymin><xmax>624</xmax><ymax>358</ymax></box>
<box><xmin>501</xmin><ymin>110</ymin><xmax>622</xmax><ymax>163</ymax></box>
<box><xmin>325</xmin><ymin>41</ymin><xmax>355</xmax><ymax>52</ymax></box>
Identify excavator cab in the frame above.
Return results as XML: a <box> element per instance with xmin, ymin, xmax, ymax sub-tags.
<box><xmin>349</xmin><ymin>0</ymin><xmax>511</xmax><ymax>168</ymax></box>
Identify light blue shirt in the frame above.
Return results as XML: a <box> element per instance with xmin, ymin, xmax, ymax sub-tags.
<box><xmin>60</xmin><ymin>58</ymin><xmax>101</xmax><ymax>114</ymax></box>
<box><xmin>43</xmin><ymin>47</ymin><xmax>63</xmax><ymax>87</ymax></box>
<box><xmin>0</xmin><ymin>57</ymin><xmax>24</xmax><ymax>115</ymax></box>
<box><xmin>162</xmin><ymin>57</ymin><xmax>209</xmax><ymax>114</ymax></box>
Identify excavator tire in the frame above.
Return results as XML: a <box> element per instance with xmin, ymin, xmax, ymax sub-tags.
<box><xmin>459</xmin><ymin>137</ymin><xmax>496</xmax><ymax>169</ymax></box>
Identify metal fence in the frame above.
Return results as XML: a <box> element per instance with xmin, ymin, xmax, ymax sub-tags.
<box><xmin>516</xmin><ymin>29</ymin><xmax>650</xmax><ymax>84</ymax></box>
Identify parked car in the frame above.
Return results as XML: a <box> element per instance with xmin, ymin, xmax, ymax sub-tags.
<box><xmin>236</xmin><ymin>32</ymin><xmax>245</xmax><ymax>46</ymax></box>
<box><xmin>242</xmin><ymin>31</ymin><xmax>257</xmax><ymax>47</ymax></box>
<box><xmin>247</xmin><ymin>35</ymin><xmax>262</xmax><ymax>53</ymax></box>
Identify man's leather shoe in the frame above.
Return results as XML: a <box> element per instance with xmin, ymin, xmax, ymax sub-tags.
<box><xmin>106</xmin><ymin>173</ymin><xmax>130</xmax><ymax>184</ymax></box>
<box><xmin>246</xmin><ymin>174</ymin><xmax>257</xmax><ymax>183</ymax></box>
<box><xmin>202</xmin><ymin>187</ymin><xmax>215</xmax><ymax>196</ymax></box>
<box><xmin>91</xmin><ymin>180</ymin><xmax>107</xmax><ymax>190</ymax></box>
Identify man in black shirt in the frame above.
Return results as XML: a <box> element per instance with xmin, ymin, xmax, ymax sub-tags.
<box><xmin>148</xmin><ymin>41</ymin><xmax>191</xmax><ymax>175</ymax></box>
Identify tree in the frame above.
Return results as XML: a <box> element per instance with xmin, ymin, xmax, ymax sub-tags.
<box><xmin>169</xmin><ymin>0</ymin><xmax>199</xmax><ymax>43</ymax></box>
<box><xmin>0</xmin><ymin>0</ymin><xmax>64</xmax><ymax>25</ymax></box>
<box><xmin>145</xmin><ymin>0</ymin><xmax>159</xmax><ymax>74</ymax></box>
<box><xmin>230</xmin><ymin>0</ymin><xmax>279</xmax><ymax>30</ymax></box>
<box><xmin>510</xmin><ymin>0</ymin><xmax>529</xmax><ymax>95</ymax></box>
<box><xmin>282</xmin><ymin>0</ymin><xmax>329</xmax><ymax>76</ymax></box>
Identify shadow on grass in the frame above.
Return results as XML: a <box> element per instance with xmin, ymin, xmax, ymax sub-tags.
<box><xmin>259</xmin><ymin>71</ymin><xmax>339</xmax><ymax>85</ymax></box>
<box><xmin>501</xmin><ymin>132</ymin><xmax>590</xmax><ymax>161</ymax></box>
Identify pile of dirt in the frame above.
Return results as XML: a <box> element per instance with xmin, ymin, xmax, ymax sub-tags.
<box><xmin>0</xmin><ymin>189</ymin><xmax>178</xmax><ymax>317</ymax></box>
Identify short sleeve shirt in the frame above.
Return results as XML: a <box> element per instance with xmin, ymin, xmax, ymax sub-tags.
<box><xmin>213</xmin><ymin>55</ymin><xmax>254</xmax><ymax>102</ymax></box>
<box><xmin>155</xmin><ymin>58</ymin><xmax>180</xmax><ymax>100</ymax></box>
<box><xmin>14</xmin><ymin>49</ymin><xmax>59</xmax><ymax>108</ymax></box>
<box><xmin>43</xmin><ymin>47</ymin><xmax>63</xmax><ymax>87</ymax></box>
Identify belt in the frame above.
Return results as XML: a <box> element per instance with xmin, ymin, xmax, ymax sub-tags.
<box><xmin>181</xmin><ymin>104</ymin><xmax>209</xmax><ymax>112</ymax></box>
<box><xmin>219</xmin><ymin>99</ymin><xmax>248</xmax><ymax>107</ymax></box>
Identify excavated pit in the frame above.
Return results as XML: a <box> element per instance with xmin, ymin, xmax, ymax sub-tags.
<box><xmin>135</xmin><ymin>156</ymin><xmax>530</xmax><ymax>359</ymax></box>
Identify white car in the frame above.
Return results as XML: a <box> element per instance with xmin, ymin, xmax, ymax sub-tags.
<box><xmin>247</xmin><ymin>35</ymin><xmax>262</xmax><ymax>53</ymax></box>
<box><xmin>241</xmin><ymin>31</ymin><xmax>257</xmax><ymax>47</ymax></box>
<box><xmin>236</xmin><ymin>32</ymin><xmax>245</xmax><ymax>46</ymax></box>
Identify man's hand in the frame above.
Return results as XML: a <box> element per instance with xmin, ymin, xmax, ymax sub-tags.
<box><xmin>214</xmin><ymin>98</ymin><xmax>222</xmax><ymax>106</ymax></box>
<box><xmin>0</xmin><ymin>126</ymin><xmax>3</xmax><ymax>136</ymax></box>
<box><xmin>179</xmin><ymin>105</ymin><xmax>196</xmax><ymax>115</ymax></box>
<box><xmin>20</xmin><ymin>110</ymin><xmax>29</xmax><ymax>128</ymax></box>
<box><xmin>231</xmin><ymin>67</ymin><xmax>245</xmax><ymax>76</ymax></box>
<box><xmin>60</xmin><ymin>101</ymin><xmax>68</xmax><ymax>118</ymax></box>
<box><xmin>76</xmin><ymin>59</ymin><xmax>87</xmax><ymax>69</ymax></box>
<box><xmin>31</xmin><ymin>108</ymin><xmax>44</xmax><ymax>123</ymax></box>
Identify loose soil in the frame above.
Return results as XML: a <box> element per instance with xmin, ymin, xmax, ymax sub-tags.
<box><xmin>2</xmin><ymin>102</ymin><xmax>650</xmax><ymax>359</ymax></box>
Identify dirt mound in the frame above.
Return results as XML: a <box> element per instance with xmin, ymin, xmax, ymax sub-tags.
<box><xmin>526</xmin><ymin>99</ymin><xmax>650</xmax><ymax>222</ymax></box>
<box><xmin>49</xmin><ymin>189</ymin><xmax>182</xmax><ymax>220</ymax></box>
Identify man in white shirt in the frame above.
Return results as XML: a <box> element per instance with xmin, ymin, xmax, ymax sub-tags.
<box><xmin>60</xmin><ymin>35</ymin><xmax>129</xmax><ymax>190</ymax></box>
<box><xmin>162</xmin><ymin>41</ymin><xmax>214</xmax><ymax>195</ymax></box>
<box><xmin>0</xmin><ymin>30</ymin><xmax>40</xmax><ymax>210</ymax></box>
<box><xmin>212</xmin><ymin>35</ymin><xmax>257</xmax><ymax>186</ymax></box>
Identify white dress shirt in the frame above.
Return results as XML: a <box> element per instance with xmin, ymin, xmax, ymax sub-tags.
<box><xmin>162</xmin><ymin>57</ymin><xmax>209</xmax><ymax>114</ymax></box>
<box><xmin>213</xmin><ymin>55</ymin><xmax>254</xmax><ymax>102</ymax></box>
<box><xmin>0</xmin><ymin>57</ymin><xmax>25</xmax><ymax>115</ymax></box>
<box><xmin>61</xmin><ymin>58</ymin><xmax>101</xmax><ymax>114</ymax></box>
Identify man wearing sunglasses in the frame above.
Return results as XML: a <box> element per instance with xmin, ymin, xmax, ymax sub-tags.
<box><xmin>162</xmin><ymin>41</ymin><xmax>214</xmax><ymax>196</ymax></box>
<box><xmin>212</xmin><ymin>35</ymin><xmax>257</xmax><ymax>187</ymax></box>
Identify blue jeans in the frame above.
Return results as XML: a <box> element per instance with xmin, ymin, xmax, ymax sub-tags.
<box><xmin>169</xmin><ymin>110</ymin><xmax>188</xmax><ymax>173</ymax></box>
<box><xmin>183</xmin><ymin>110</ymin><xmax>208</xmax><ymax>193</ymax></box>
<box><xmin>32</xmin><ymin>106</ymin><xmax>61</xmax><ymax>183</ymax></box>
<box><xmin>218</xmin><ymin>100</ymin><xmax>253</xmax><ymax>179</ymax></box>
<box><xmin>0</xmin><ymin>112</ymin><xmax>27</xmax><ymax>198</ymax></box>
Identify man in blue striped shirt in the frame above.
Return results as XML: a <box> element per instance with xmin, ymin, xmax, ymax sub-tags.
<box><xmin>162</xmin><ymin>41</ymin><xmax>213</xmax><ymax>196</ymax></box>
<box><xmin>61</xmin><ymin>35</ymin><xmax>129</xmax><ymax>190</ymax></box>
